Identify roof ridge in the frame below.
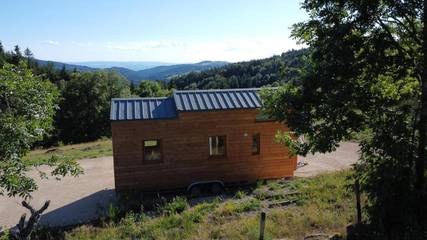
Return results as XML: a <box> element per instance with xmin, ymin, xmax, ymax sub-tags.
<box><xmin>111</xmin><ymin>97</ymin><xmax>169</xmax><ymax>101</ymax></box>
<box><xmin>173</xmin><ymin>88</ymin><xmax>261</xmax><ymax>93</ymax></box>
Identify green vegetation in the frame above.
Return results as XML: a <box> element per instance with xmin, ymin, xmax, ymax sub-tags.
<box><xmin>262</xmin><ymin>0</ymin><xmax>426</xmax><ymax>237</ymax></box>
<box><xmin>20</xmin><ymin>171</ymin><xmax>356</xmax><ymax>240</ymax></box>
<box><xmin>0</xmin><ymin>43</ymin><xmax>132</xmax><ymax>147</ymax></box>
<box><xmin>0</xmin><ymin>62</ymin><xmax>82</xmax><ymax>198</ymax></box>
<box><xmin>168</xmin><ymin>49</ymin><xmax>307</xmax><ymax>90</ymax></box>
<box><xmin>24</xmin><ymin>138</ymin><xmax>112</xmax><ymax>165</ymax></box>
<box><xmin>55</xmin><ymin>70</ymin><xmax>130</xmax><ymax>143</ymax></box>
<box><xmin>135</xmin><ymin>80</ymin><xmax>172</xmax><ymax>98</ymax></box>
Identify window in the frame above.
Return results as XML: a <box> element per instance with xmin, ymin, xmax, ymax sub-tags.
<box><xmin>209</xmin><ymin>136</ymin><xmax>226</xmax><ymax>157</ymax></box>
<box><xmin>252</xmin><ymin>134</ymin><xmax>260</xmax><ymax>155</ymax></box>
<box><xmin>143</xmin><ymin>139</ymin><xmax>162</xmax><ymax>162</ymax></box>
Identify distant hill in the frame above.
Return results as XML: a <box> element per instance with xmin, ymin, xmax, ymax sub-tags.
<box><xmin>130</xmin><ymin>61</ymin><xmax>229</xmax><ymax>82</ymax></box>
<box><xmin>36</xmin><ymin>59</ymin><xmax>96</xmax><ymax>72</ymax></box>
<box><xmin>35</xmin><ymin>59</ymin><xmax>229</xmax><ymax>83</ymax></box>
<box><xmin>67</xmin><ymin>61</ymin><xmax>173</xmax><ymax>71</ymax></box>
<box><xmin>169</xmin><ymin>49</ymin><xmax>308</xmax><ymax>90</ymax></box>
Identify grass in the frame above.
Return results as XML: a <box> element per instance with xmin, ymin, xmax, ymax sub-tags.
<box><xmin>24</xmin><ymin>138</ymin><xmax>113</xmax><ymax>165</ymax></box>
<box><xmin>20</xmin><ymin>170</ymin><xmax>357</xmax><ymax>240</ymax></box>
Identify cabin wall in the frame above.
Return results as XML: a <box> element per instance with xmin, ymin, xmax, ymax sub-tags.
<box><xmin>111</xmin><ymin>109</ymin><xmax>297</xmax><ymax>191</ymax></box>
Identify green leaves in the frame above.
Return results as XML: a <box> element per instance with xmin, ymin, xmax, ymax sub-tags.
<box><xmin>136</xmin><ymin>80</ymin><xmax>172</xmax><ymax>98</ymax></box>
<box><xmin>0</xmin><ymin>62</ymin><xmax>82</xmax><ymax>198</ymax></box>
<box><xmin>56</xmin><ymin>70</ymin><xmax>131</xmax><ymax>143</ymax></box>
<box><xmin>262</xmin><ymin>0</ymin><xmax>425</xmax><ymax>236</ymax></box>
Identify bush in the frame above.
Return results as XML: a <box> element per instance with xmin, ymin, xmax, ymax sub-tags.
<box><xmin>234</xmin><ymin>190</ymin><xmax>247</xmax><ymax>199</ymax></box>
<box><xmin>239</xmin><ymin>198</ymin><xmax>261</xmax><ymax>212</ymax></box>
<box><xmin>159</xmin><ymin>196</ymin><xmax>189</xmax><ymax>215</ymax></box>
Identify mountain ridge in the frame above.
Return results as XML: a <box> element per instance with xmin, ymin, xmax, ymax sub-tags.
<box><xmin>36</xmin><ymin>59</ymin><xmax>229</xmax><ymax>83</ymax></box>
<box><xmin>66</xmin><ymin>61</ymin><xmax>174</xmax><ymax>71</ymax></box>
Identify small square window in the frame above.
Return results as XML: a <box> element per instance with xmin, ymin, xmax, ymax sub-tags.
<box><xmin>252</xmin><ymin>134</ymin><xmax>260</xmax><ymax>155</ymax></box>
<box><xmin>209</xmin><ymin>136</ymin><xmax>226</xmax><ymax>157</ymax></box>
<box><xmin>143</xmin><ymin>139</ymin><xmax>162</xmax><ymax>162</ymax></box>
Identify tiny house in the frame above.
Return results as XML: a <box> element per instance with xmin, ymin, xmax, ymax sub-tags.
<box><xmin>110</xmin><ymin>88</ymin><xmax>297</xmax><ymax>192</ymax></box>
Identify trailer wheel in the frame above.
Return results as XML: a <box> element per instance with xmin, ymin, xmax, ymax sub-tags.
<box><xmin>190</xmin><ymin>185</ymin><xmax>201</xmax><ymax>198</ymax></box>
<box><xmin>211</xmin><ymin>182</ymin><xmax>224</xmax><ymax>195</ymax></box>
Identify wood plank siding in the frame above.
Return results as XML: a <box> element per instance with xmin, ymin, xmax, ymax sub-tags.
<box><xmin>112</xmin><ymin>109</ymin><xmax>297</xmax><ymax>191</ymax></box>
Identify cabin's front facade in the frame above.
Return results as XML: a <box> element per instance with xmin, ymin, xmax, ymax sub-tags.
<box><xmin>111</xmin><ymin>88</ymin><xmax>297</xmax><ymax>191</ymax></box>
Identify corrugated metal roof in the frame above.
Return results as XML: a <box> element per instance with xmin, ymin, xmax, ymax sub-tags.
<box><xmin>110</xmin><ymin>88</ymin><xmax>265</xmax><ymax>121</ymax></box>
<box><xmin>110</xmin><ymin>97</ymin><xmax>178</xmax><ymax>121</ymax></box>
<box><xmin>173</xmin><ymin>88</ymin><xmax>262</xmax><ymax>111</ymax></box>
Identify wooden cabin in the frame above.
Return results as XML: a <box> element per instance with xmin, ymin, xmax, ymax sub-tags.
<box><xmin>110</xmin><ymin>88</ymin><xmax>297</xmax><ymax>192</ymax></box>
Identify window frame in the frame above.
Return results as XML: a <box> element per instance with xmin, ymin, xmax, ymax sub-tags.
<box><xmin>142</xmin><ymin>139</ymin><xmax>163</xmax><ymax>164</ymax></box>
<box><xmin>208</xmin><ymin>135</ymin><xmax>227</xmax><ymax>158</ymax></box>
<box><xmin>252</xmin><ymin>133</ymin><xmax>261</xmax><ymax>155</ymax></box>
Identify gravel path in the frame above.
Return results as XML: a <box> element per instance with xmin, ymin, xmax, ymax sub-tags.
<box><xmin>295</xmin><ymin>142</ymin><xmax>360</xmax><ymax>177</ymax></box>
<box><xmin>0</xmin><ymin>156</ymin><xmax>115</xmax><ymax>228</ymax></box>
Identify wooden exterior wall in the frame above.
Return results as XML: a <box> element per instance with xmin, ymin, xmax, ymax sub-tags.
<box><xmin>111</xmin><ymin>109</ymin><xmax>297</xmax><ymax>191</ymax></box>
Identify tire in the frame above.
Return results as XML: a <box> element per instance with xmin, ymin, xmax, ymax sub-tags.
<box><xmin>211</xmin><ymin>183</ymin><xmax>224</xmax><ymax>195</ymax></box>
<box><xmin>190</xmin><ymin>185</ymin><xmax>202</xmax><ymax>198</ymax></box>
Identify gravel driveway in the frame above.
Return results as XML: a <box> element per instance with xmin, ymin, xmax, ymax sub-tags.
<box><xmin>0</xmin><ymin>157</ymin><xmax>115</xmax><ymax>228</ymax></box>
<box><xmin>0</xmin><ymin>142</ymin><xmax>359</xmax><ymax>228</ymax></box>
<box><xmin>295</xmin><ymin>142</ymin><xmax>360</xmax><ymax>177</ymax></box>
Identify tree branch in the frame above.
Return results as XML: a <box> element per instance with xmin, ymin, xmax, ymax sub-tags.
<box><xmin>12</xmin><ymin>200</ymin><xmax>50</xmax><ymax>240</ymax></box>
<box><xmin>388</xmin><ymin>16</ymin><xmax>422</xmax><ymax>46</ymax></box>
<box><xmin>376</xmin><ymin>18</ymin><xmax>407</xmax><ymax>57</ymax></box>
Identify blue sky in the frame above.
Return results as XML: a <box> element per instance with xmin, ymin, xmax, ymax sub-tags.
<box><xmin>0</xmin><ymin>0</ymin><xmax>307</xmax><ymax>63</ymax></box>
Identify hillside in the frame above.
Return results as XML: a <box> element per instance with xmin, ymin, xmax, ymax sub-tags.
<box><xmin>67</xmin><ymin>61</ymin><xmax>173</xmax><ymax>71</ymax></box>
<box><xmin>36</xmin><ymin>59</ymin><xmax>229</xmax><ymax>83</ymax></box>
<box><xmin>169</xmin><ymin>49</ymin><xmax>307</xmax><ymax>90</ymax></box>
<box><xmin>131</xmin><ymin>61</ymin><xmax>228</xmax><ymax>82</ymax></box>
<box><xmin>36</xmin><ymin>59</ymin><xmax>96</xmax><ymax>72</ymax></box>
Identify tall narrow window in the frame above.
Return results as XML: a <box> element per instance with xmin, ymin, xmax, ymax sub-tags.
<box><xmin>209</xmin><ymin>136</ymin><xmax>226</xmax><ymax>157</ymax></box>
<box><xmin>143</xmin><ymin>139</ymin><xmax>162</xmax><ymax>162</ymax></box>
<box><xmin>252</xmin><ymin>134</ymin><xmax>260</xmax><ymax>155</ymax></box>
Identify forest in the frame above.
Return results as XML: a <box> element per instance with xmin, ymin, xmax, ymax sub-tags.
<box><xmin>0</xmin><ymin>43</ymin><xmax>131</xmax><ymax>145</ymax></box>
<box><xmin>169</xmin><ymin>49</ymin><xmax>306</xmax><ymax>89</ymax></box>
<box><xmin>0</xmin><ymin>42</ymin><xmax>305</xmax><ymax>146</ymax></box>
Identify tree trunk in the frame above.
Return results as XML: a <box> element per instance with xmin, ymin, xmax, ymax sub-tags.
<box><xmin>416</xmin><ymin>0</ymin><xmax>427</xmax><ymax>191</ymax></box>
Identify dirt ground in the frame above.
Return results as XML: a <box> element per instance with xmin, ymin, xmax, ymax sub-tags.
<box><xmin>295</xmin><ymin>141</ymin><xmax>360</xmax><ymax>177</ymax></box>
<box><xmin>0</xmin><ymin>142</ymin><xmax>359</xmax><ymax>229</ymax></box>
<box><xmin>0</xmin><ymin>157</ymin><xmax>115</xmax><ymax>229</ymax></box>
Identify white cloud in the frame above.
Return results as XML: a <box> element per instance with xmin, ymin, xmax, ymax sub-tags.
<box><xmin>104</xmin><ymin>37</ymin><xmax>304</xmax><ymax>62</ymax></box>
<box><xmin>37</xmin><ymin>37</ymin><xmax>304</xmax><ymax>62</ymax></box>
<box><xmin>106</xmin><ymin>40</ymin><xmax>187</xmax><ymax>51</ymax></box>
<box><xmin>42</xmin><ymin>40</ymin><xmax>60</xmax><ymax>46</ymax></box>
<box><xmin>71</xmin><ymin>41</ymin><xmax>94</xmax><ymax>47</ymax></box>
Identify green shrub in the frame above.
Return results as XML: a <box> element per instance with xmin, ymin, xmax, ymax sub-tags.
<box><xmin>234</xmin><ymin>190</ymin><xmax>247</xmax><ymax>199</ymax></box>
<box><xmin>106</xmin><ymin>203</ymin><xmax>121</xmax><ymax>223</ymax></box>
<box><xmin>238</xmin><ymin>198</ymin><xmax>261</xmax><ymax>212</ymax></box>
<box><xmin>117</xmin><ymin>212</ymin><xmax>140</xmax><ymax>237</ymax></box>
<box><xmin>267</xmin><ymin>181</ymin><xmax>282</xmax><ymax>191</ymax></box>
<box><xmin>159</xmin><ymin>196</ymin><xmax>189</xmax><ymax>215</ymax></box>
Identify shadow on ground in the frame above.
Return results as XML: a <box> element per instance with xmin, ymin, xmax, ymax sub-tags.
<box><xmin>40</xmin><ymin>189</ymin><xmax>116</xmax><ymax>227</ymax></box>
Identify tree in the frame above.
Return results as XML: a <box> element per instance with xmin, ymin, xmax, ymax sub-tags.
<box><xmin>0</xmin><ymin>41</ymin><xmax>5</xmax><ymax>66</ymax></box>
<box><xmin>168</xmin><ymin>49</ymin><xmax>307</xmax><ymax>90</ymax></box>
<box><xmin>136</xmin><ymin>80</ymin><xmax>171</xmax><ymax>97</ymax></box>
<box><xmin>11</xmin><ymin>45</ymin><xmax>23</xmax><ymax>65</ymax></box>
<box><xmin>56</xmin><ymin>70</ymin><xmax>131</xmax><ymax>143</ymax></box>
<box><xmin>59</xmin><ymin>65</ymin><xmax>70</xmax><ymax>82</ymax></box>
<box><xmin>130</xmin><ymin>81</ymin><xmax>136</xmax><ymax>94</ymax></box>
<box><xmin>261</xmin><ymin>0</ymin><xmax>425</xmax><ymax>238</ymax></box>
<box><xmin>23</xmin><ymin>48</ymin><xmax>34</xmax><ymax>67</ymax></box>
<box><xmin>0</xmin><ymin>63</ymin><xmax>82</xmax><ymax>198</ymax></box>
